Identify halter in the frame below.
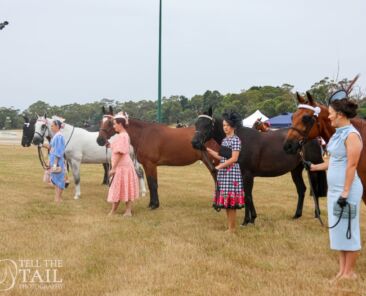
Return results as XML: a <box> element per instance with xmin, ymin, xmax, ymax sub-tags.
<box><xmin>196</xmin><ymin>114</ymin><xmax>215</xmax><ymax>145</ymax></box>
<box><xmin>289</xmin><ymin>104</ymin><xmax>321</xmax><ymax>146</ymax></box>
<box><xmin>99</xmin><ymin>115</ymin><xmax>115</xmax><ymax>140</ymax></box>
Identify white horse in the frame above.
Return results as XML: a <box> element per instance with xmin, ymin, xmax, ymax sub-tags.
<box><xmin>32</xmin><ymin>115</ymin><xmax>147</xmax><ymax>199</ymax></box>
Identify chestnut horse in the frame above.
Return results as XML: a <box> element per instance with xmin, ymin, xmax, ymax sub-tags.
<box><xmin>252</xmin><ymin>118</ymin><xmax>271</xmax><ymax>132</ymax></box>
<box><xmin>192</xmin><ymin>107</ymin><xmax>327</xmax><ymax>225</ymax></box>
<box><xmin>96</xmin><ymin>108</ymin><xmax>219</xmax><ymax>209</ymax></box>
<box><xmin>283</xmin><ymin>92</ymin><xmax>366</xmax><ymax>205</ymax></box>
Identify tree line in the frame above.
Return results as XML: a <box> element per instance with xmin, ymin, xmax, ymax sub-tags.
<box><xmin>1</xmin><ymin>77</ymin><xmax>365</xmax><ymax>129</ymax></box>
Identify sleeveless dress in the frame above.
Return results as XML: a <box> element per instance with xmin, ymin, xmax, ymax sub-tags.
<box><xmin>49</xmin><ymin>132</ymin><xmax>65</xmax><ymax>190</ymax></box>
<box><xmin>327</xmin><ymin>124</ymin><xmax>363</xmax><ymax>251</ymax></box>
<box><xmin>107</xmin><ymin>132</ymin><xmax>139</xmax><ymax>202</ymax></box>
<box><xmin>213</xmin><ymin>135</ymin><xmax>245</xmax><ymax>211</ymax></box>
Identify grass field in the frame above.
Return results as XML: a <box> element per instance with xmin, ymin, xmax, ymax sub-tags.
<box><xmin>0</xmin><ymin>144</ymin><xmax>365</xmax><ymax>295</ymax></box>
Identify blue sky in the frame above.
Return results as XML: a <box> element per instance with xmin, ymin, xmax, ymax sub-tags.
<box><xmin>1</xmin><ymin>0</ymin><xmax>365</xmax><ymax>110</ymax></box>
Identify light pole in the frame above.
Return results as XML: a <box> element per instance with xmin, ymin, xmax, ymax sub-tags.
<box><xmin>0</xmin><ymin>21</ymin><xmax>9</xmax><ymax>30</ymax></box>
<box><xmin>157</xmin><ymin>0</ymin><xmax>162</xmax><ymax>122</ymax></box>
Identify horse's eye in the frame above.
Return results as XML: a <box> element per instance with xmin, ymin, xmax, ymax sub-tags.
<box><xmin>302</xmin><ymin>115</ymin><xmax>313</xmax><ymax>124</ymax></box>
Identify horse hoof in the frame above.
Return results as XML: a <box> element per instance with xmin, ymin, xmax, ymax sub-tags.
<box><xmin>65</xmin><ymin>182</ymin><xmax>70</xmax><ymax>189</ymax></box>
<box><xmin>241</xmin><ymin>222</ymin><xmax>249</xmax><ymax>227</ymax></box>
<box><xmin>292</xmin><ymin>214</ymin><xmax>302</xmax><ymax>219</ymax></box>
<box><xmin>150</xmin><ymin>204</ymin><xmax>159</xmax><ymax>210</ymax></box>
<box><xmin>74</xmin><ymin>195</ymin><xmax>80</xmax><ymax>200</ymax></box>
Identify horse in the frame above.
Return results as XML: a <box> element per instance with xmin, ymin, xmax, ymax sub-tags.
<box><xmin>96</xmin><ymin>107</ymin><xmax>219</xmax><ymax>209</ymax></box>
<box><xmin>191</xmin><ymin>107</ymin><xmax>327</xmax><ymax>225</ymax></box>
<box><xmin>283</xmin><ymin>92</ymin><xmax>366</xmax><ymax>205</ymax></box>
<box><xmin>176</xmin><ymin>120</ymin><xmax>188</xmax><ymax>128</ymax></box>
<box><xmin>21</xmin><ymin>115</ymin><xmax>111</xmax><ymax>185</ymax></box>
<box><xmin>32</xmin><ymin>115</ymin><xmax>147</xmax><ymax>199</ymax></box>
<box><xmin>252</xmin><ymin>118</ymin><xmax>271</xmax><ymax>132</ymax></box>
<box><xmin>21</xmin><ymin>115</ymin><xmax>37</xmax><ymax>147</ymax></box>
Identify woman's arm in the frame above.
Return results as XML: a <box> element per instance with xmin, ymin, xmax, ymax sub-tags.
<box><xmin>206</xmin><ymin>147</ymin><xmax>222</xmax><ymax>161</ymax></box>
<box><xmin>215</xmin><ymin>150</ymin><xmax>239</xmax><ymax>170</ymax></box>
<box><xmin>341</xmin><ymin>133</ymin><xmax>362</xmax><ymax>197</ymax></box>
<box><xmin>310</xmin><ymin>158</ymin><xmax>329</xmax><ymax>171</ymax></box>
<box><xmin>109</xmin><ymin>153</ymin><xmax>123</xmax><ymax>175</ymax></box>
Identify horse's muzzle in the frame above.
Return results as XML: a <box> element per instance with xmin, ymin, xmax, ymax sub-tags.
<box><xmin>283</xmin><ymin>140</ymin><xmax>300</xmax><ymax>155</ymax></box>
<box><xmin>32</xmin><ymin>135</ymin><xmax>43</xmax><ymax>146</ymax></box>
<box><xmin>96</xmin><ymin>136</ymin><xmax>106</xmax><ymax>146</ymax></box>
<box><xmin>191</xmin><ymin>139</ymin><xmax>204</xmax><ymax>150</ymax></box>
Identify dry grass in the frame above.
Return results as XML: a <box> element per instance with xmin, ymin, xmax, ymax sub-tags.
<box><xmin>0</xmin><ymin>144</ymin><xmax>366</xmax><ymax>296</ymax></box>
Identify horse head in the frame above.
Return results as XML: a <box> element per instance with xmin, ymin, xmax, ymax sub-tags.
<box><xmin>21</xmin><ymin>115</ymin><xmax>36</xmax><ymax>147</ymax></box>
<box><xmin>283</xmin><ymin>92</ymin><xmax>332</xmax><ymax>154</ymax></box>
<box><xmin>97</xmin><ymin>106</ymin><xmax>115</xmax><ymax>146</ymax></box>
<box><xmin>32</xmin><ymin>114</ymin><xmax>52</xmax><ymax>146</ymax></box>
<box><xmin>191</xmin><ymin>107</ymin><xmax>215</xmax><ymax>150</ymax></box>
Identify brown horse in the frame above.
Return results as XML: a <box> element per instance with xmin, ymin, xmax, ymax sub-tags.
<box><xmin>96</xmin><ymin>108</ymin><xmax>219</xmax><ymax>209</ymax></box>
<box><xmin>283</xmin><ymin>92</ymin><xmax>366</xmax><ymax>205</ymax></box>
<box><xmin>252</xmin><ymin>118</ymin><xmax>271</xmax><ymax>132</ymax></box>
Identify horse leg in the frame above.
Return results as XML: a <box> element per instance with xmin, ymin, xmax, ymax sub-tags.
<box><xmin>137</xmin><ymin>166</ymin><xmax>147</xmax><ymax>197</ymax></box>
<box><xmin>143</xmin><ymin>163</ymin><xmax>159</xmax><ymax>209</ymax></box>
<box><xmin>290</xmin><ymin>164</ymin><xmax>306</xmax><ymax>219</ymax></box>
<box><xmin>241</xmin><ymin>173</ymin><xmax>256</xmax><ymax>226</ymax></box>
<box><xmin>102</xmin><ymin>163</ymin><xmax>109</xmax><ymax>185</ymax></box>
<box><xmin>69</xmin><ymin>159</ymin><xmax>81</xmax><ymax>199</ymax></box>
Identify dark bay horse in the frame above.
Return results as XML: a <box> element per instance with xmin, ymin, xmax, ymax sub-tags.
<box><xmin>191</xmin><ymin>107</ymin><xmax>327</xmax><ymax>225</ymax></box>
<box><xmin>96</xmin><ymin>108</ymin><xmax>219</xmax><ymax>209</ymax></box>
<box><xmin>283</xmin><ymin>92</ymin><xmax>366</xmax><ymax>205</ymax></box>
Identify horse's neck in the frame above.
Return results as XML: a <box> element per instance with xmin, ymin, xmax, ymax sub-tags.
<box><xmin>318</xmin><ymin>118</ymin><xmax>335</xmax><ymax>142</ymax></box>
<box><xmin>213</xmin><ymin>119</ymin><xmax>225</xmax><ymax>143</ymax></box>
<box><xmin>126</xmin><ymin>119</ymin><xmax>145</xmax><ymax>147</ymax></box>
<box><xmin>351</xmin><ymin>118</ymin><xmax>366</xmax><ymax>137</ymax></box>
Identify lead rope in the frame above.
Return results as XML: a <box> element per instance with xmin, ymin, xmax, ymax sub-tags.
<box><xmin>299</xmin><ymin>148</ymin><xmax>324</xmax><ymax>226</ymax></box>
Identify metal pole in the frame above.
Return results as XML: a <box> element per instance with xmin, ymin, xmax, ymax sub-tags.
<box><xmin>157</xmin><ymin>0</ymin><xmax>162</xmax><ymax>122</ymax></box>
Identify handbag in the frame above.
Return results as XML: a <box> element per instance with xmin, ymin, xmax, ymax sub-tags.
<box><xmin>333</xmin><ymin>201</ymin><xmax>357</xmax><ymax>219</ymax></box>
<box><xmin>50</xmin><ymin>165</ymin><xmax>63</xmax><ymax>174</ymax></box>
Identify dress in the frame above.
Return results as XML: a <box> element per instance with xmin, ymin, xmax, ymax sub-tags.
<box><xmin>213</xmin><ymin>135</ymin><xmax>245</xmax><ymax>210</ymax></box>
<box><xmin>49</xmin><ymin>131</ymin><xmax>65</xmax><ymax>189</ymax></box>
<box><xmin>327</xmin><ymin>125</ymin><xmax>363</xmax><ymax>251</ymax></box>
<box><xmin>107</xmin><ymin>132</ymin><xmax>139</xmax><ymax>202</ymax></box>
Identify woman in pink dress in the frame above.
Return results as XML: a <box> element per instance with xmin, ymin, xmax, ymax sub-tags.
<box><xmin>107</xmin><ymin>112</ymin><xmax>139</xmax><ymax>216</ymax></box>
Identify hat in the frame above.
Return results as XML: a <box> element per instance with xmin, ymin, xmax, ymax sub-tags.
<box><xmin>114</xmin><ymin>112</ymin><xmax>129</xmax><ymax>124</ymax></box>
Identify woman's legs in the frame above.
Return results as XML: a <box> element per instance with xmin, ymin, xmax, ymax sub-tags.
<box><xmin>108</xmin><ymin>201</ymin><xmax>120</xmax><ymax>215</ymax></box>
<box><xmin>54</xmin><ymin>186</ymin><xmax>63</xmax><ymax>203</ymax></box>
<box><xmin>226</xmin><ymin>209</ymin><xmax>236</xmax><ymax>232</ymax></box>
<box><xmin>341</xmin><ymin>251</ymin><xmax>359</xmax><ymax>279</ymax></box>
<box><xmin>332</xmin><ymin>251</ymin><xmax>346</xmax><ymax>280</ymax></box>
<box><xmin>123</xmin><ymin>201</ymin><xmax>133</xmax><ymax>216</ymax></box>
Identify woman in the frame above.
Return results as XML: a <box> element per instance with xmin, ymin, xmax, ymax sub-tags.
<box><xmin>309</xmin><ymin>91</ymin><xmax>363</xmax><ymax>281</ymax></box>
<box><xmin>206</xmin><ymin>112</ymin><xmax>245</xmax><ymax>233</ymax></box>
<box><xmin>43</xmin><ymin>119</ymin><xmax>66</xmax><ymax>203</ymax></box>
<box><xmin>107</xmin><ymin>112</ymin><xmax>139</xmax><ymax>216</ymax></box>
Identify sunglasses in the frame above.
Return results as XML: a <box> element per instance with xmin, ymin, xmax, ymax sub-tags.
<box><xmin>328</xmin><ymin>89</ymin><xmax>348</xmax><ymax>105</ymax></box>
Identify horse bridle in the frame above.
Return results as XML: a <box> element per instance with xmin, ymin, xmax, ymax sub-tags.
<box><xmin>99</xmin><ymin>115</ymin><xmax>115</xmax><ymax>142</ymax></box>
<box><xmin>289</xmin><ymin>104</ymin><xmax>321</xmax><ymax>147</ymax></box>
<box><xmin>195</xmin><ymin>114</ymin><xmax>215</xmax><ymax>147</ymax></box>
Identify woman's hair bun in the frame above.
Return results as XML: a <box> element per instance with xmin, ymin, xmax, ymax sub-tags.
<box><xmin>222</xmin><ymin>111</ymin><xmax>242</xmax><ymax>129</ymax></box>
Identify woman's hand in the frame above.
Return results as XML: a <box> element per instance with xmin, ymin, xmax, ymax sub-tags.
<box><xmin>109</xmin><ymin>169</ymin><xmax>116</xmax><ymax>176</ymax></box>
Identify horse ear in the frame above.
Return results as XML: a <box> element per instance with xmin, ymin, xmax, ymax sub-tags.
<box><xmin>109</xmin><ymin>106</ymin><xmax>114</xmax><ymax>115</ymax></box>
<box><xmin>208</xmin><ymin>106</ymin><xmax>213</xmax><ymax>117</ymax></box>
<box><xmin>102</xmin><ymin>106</ymin><xmax>106</xmax><ymax>115</ymax></box>
<box><xmin>36</xmin><ymin>113</ymin><xmax>39</xmax><ymax>119</ymax></box>
<box><xmin>296</xmin><ymin>92</ymin><xmax>306</xmax><ymax>104</ymax></box>
<box><xmin>23</xmin><ymin>115</ymin><xmax>29</xmax><ymax>123</ymax></box>
<box><xmin>306</xmin><ymin>91</ymin><xmax>315</xmax><ymax>106</ymax></box>
<box><xmin>44</xmin><ymin>113</ymin><xmax>47</xmax><ymax>119</ymax></box>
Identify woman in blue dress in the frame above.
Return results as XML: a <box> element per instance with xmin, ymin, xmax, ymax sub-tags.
<box><xmin>207</xmin><ymin>112</ymin><xmax>245</xmax><ymax>233</ymax></box>
<box><xmin>310</xmin><ymin>92</ymin><xmax>363</xmax><ymax>281</ymax></box>
<box><xmin>43</xmin><ymin>120</ymin><xmax>66</xmax><ymax>203</ymax></box>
